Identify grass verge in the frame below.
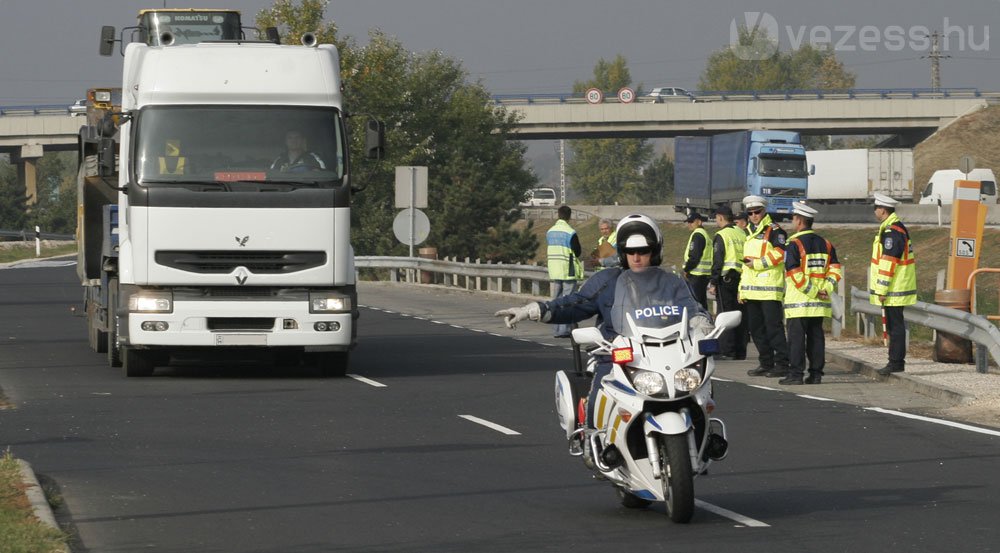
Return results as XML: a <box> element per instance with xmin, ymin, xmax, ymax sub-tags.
<box><xmin>0</xmin><ymin>450</ymin><xmax>67</xmax><ymax>553</ymax></box>
<box><xmin>0</xmin><ymin>242</ymin><xmax>77</xmax><ymax>264</ymax></box>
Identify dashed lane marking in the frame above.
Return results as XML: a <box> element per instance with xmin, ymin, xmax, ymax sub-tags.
<box><xmin>347</xmin><ymin>374</ymin><xmax>388</xmax><ymax>388</ymax></box>
<box><xmin>459</xmin><ymin>415</ymin><xmax>521</xmax><ymax>436</ymax></box>
<box><xmin>695</xmin><ymin>499</ymin><xmax>770</xmax><ymax>527</ymax></box>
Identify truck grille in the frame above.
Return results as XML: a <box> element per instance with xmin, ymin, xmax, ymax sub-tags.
<box><xmin>155</xmin><ymin>251</ymin><xmax>326</xmax><ymax>274</ymax></box>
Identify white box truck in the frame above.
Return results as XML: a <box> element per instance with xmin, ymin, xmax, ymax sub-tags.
<box><xmin>78</xmin><ymin>27</ymin><xmax>384</xmax><ymax>377</ymax></box>
<box><xmin>805</xmin><ymin>148</ymin><xmax>913</xmax><ymax>203</ymax></box>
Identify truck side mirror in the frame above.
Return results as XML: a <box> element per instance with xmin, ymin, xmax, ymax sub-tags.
<box><xmin>100</xmin><ymin>26</ymin><xmax>116</xmax><ymax>56</ymax></box>
<box><xmin>98</xmin><ymin>138</ymin><xmax>117</xmax><ymax>177</ymax></box>
<box><xmin>365</xmin><ymin>119</ymin><xmax>385</xmax><ymax>160</ymax></box>
<box><xmin>809</xmin><ymin>164</ymin><xmax>816</xmax><ymax>175</ymax></box>
<box><xmin>265</xmin><ymin>27</ymin><xmax>280</xmax><ymax>44</ymax></box>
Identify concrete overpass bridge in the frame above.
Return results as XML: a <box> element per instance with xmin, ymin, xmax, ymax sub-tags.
<box><xmin>0</xmin><ymin>105</ymin><xmax>81</xmax><ymax>205</ymax></box>
<box><xmin>495</xmin><ymin>88</ymin><xmax>999</xmax><ymax>145</ymax></box>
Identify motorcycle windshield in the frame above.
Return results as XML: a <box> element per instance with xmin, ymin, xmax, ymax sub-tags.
<box><xmin>611</xmin><ymin>268</ymin><xmax>700</xmax><ymax>337</ymax></box>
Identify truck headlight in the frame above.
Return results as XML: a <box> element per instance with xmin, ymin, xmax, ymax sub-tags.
<box><xmin>632</xmin><ymin>370</ymin><xmax>666</xmax><ymax>395</ymax></box>
<box><xmin>309</xmin><ymin>293</ymin><xmax>351</xmax><ymax>313</ymax></box>
<box><xmin>128</xmin><ymin>291</ymin><xmax>172</xmax><ymax>313</ymax></box>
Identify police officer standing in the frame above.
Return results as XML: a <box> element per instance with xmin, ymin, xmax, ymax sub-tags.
<box><xmin>779</xmin><ymin>202</ymin><xmax>843</xmax><ymax>385</ymax></box>
<box><xmin>710</xmin><ymin>206</ymin><xmax>747</xmax><ymax>360</ymax></box>
<box><xmin>741</xmin><ymin>196</ymin><xmax>791</xmax><ymax>377</ymax></box>
<box><xmin>547</xmin><ymin>205</ymin><xmax>585</xmax><ymax>338</ymax></box>
<box><xmin>870</xmin><ymin>193</ymin><xmax>917</xmax><ymax>375</ymax></box>
<box><xmin>683</xmin><ymin>212</ymin><xmax>712</xmax><ymax>309</ymax></box>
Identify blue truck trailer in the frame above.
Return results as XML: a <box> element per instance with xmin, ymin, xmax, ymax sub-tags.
<box><xmin>673</xmin><ymin>130</ymin><xmax>809</xmax><ymax>219</ymax></box>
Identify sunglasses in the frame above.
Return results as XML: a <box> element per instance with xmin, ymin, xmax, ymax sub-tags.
<box><xmin>748</xmin><ymin>209</ymin><xmax>764</xmax><ymax>215</ymax></box>
<box><xmin>623</xmin><ymin>247</ymin><xmax>652</xmax><ymax>256</ymax></box>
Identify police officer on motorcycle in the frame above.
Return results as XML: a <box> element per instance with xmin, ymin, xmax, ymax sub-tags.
<box><xmin>495</xmin><ymin>213</ymin><xmax>712</xmax><ymax>428</ymax></box>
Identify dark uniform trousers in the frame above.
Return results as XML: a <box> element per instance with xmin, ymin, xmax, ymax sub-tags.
<box><xmin>716</xmin><ymin>276</ymin><xmax>747</xmax><ymax>358</ymax></box>
<box><xmin>745</xmin><ymin>299</ymin><xmax>789</xmax><ymax>370</ymax></box>
<box><xmin>786</xmin><ymin>317</ymin><xmax>825</xmax><ymax>378</ymax></box>
<box><xmin>885</xmin><ymin>306</ymin><xmax>906</xmax><ymax>370</ymax></box>
<box><xmin>688</xmin><ymin>275</ymin><xmax>710</xmax><ymax>311</ymax></box>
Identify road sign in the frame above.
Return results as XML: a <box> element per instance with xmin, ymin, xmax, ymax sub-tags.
<box><xmin>960</xmin><ymin>155</ymin><xmax>975</xmax><ymax>175</ymax></box>
<box><xmin>585</xmin><ymin>88</ymin><xmax>604</xmax><ymax>104</ymax></box>
<box><xmin>393</xmin><ymin>207</ymin><xmax>430</xmax><ymax>250</ymax></box>
<box><xmin>617</xmin><ymin>87</ymin><xmax>635</xmax><ymax>104</ymax></box>
<box><xmin>395</xmin><ymin>166</ymin><xmax>428</xmax><ymax>208</ymax></box>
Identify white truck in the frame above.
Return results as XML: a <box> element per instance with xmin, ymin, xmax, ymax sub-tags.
<box><xmin>805</xmin><ymin>148</ymin><xmax>914</xmax><ymax>203</ymax></box>
<box><xmin>78</xmin><ymin>23</ymin><xmax>384</xmax><ymax>377</ymax></box>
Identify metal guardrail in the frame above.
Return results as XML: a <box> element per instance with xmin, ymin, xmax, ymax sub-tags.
<box><xmin>0</xmin><ymin>229</ymin><xmax>74</xmax><ymax>240</ymax></box>
<box><xmin>355</xmin><ymin>255</ymin><xmax>557</xmax><ymax>297</ymax></box>
<box><xmin>0</xmin><ymin>104</ymin><xmax>75</xmax><ymax>116</ymax></box>
<box><xmin>491</xmin><ymin>87</ymin><xmax>1000</xmax><ymax>105</ymax></box>
<box><xmin>850</xmin><ymin>286</ymin><xmax>1000</xmax><ymax>373</ymax></box>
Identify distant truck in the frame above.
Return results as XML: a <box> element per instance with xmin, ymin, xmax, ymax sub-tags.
<box><xmin>805</xmin><ymin>148</ymin><xmax>914</xmax><ymax>204</ymax></box>
<box><xmin>674</xmin><ymin>130</ymin><xmax>809</xmax><ymax>219</ymax></box>
<box><xmin>919</xmin><ymin>169</ymin><xmax>998</xmax><ymax>205</ymax></box>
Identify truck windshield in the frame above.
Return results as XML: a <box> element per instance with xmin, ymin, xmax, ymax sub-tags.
<box><xmin>139</xmin><ymin>11</ymin><xmax>242</xmax><ymax>45</ymax></box>
<box><xmin>134</xmin><ymin>106</ymin><xmax>345</xmax><ymax>188</ymax></box>
<box><xmin>759</xmin><ymin>156</ymin><xmax>808</xmax><ymax>178</ymax></box>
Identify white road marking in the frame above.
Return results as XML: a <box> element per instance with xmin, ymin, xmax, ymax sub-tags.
<box><xmin>796</xmin><ymin>394</ymin><xmax>835</xmax><ymax>402</ymax></box>
<box><xmin>866</xmin><ymin>407</ymin><xmax>1000</xmax><ymax>437</ymax></box>
<box><xmin>347</xmin><ymin>374</ymin><xmax>387</xmax><ymax>388</ymax></box>
<box><xmin>449</xmin><ymin>324</ymin><xmax>464</xmax><ymax>329</ymax></box>
<box><xmin>711</xmin><ymin>377</ymin><xmax>734</xmax><ymax>382</ymax></box>
<box><xmin>695</xmin><ymin>499</ymin><xmax>770</xmax><ymax>527</ymax></box>
<box><xmin>748</xmin><ymin>385</ymin><xmax>779</xmax><ymax>391</ymax></box>
<box><xmin>459</xmin><ymin>415</ymin><xmax>521</xmax><ymax>435</ymax></box>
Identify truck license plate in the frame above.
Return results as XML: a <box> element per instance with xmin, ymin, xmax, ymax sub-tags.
<box><xmin>215</xmin><ymin>334</ymin><xmax>267</xmax><ymax>346</ymax></box>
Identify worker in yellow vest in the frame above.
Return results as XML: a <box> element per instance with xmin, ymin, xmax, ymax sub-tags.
<box><xmin>869</xmin><ymin>193</ymin><xmax>917</xmax><ymax>375</ymax></box>
<box><xmin>682</xmin><ymin>212</ymin><xmax>712</xmax><ymax>309</ymax></box>
<box><xmin>780</xmin><ymin>202</ymin><xmax>843</xmax><ymax>385</ymax></box>
<box><xmin>158</xmin><ymin>139</ymin><xmax>186</xmax><ymax>175</ymax></box>
<box><xmin>591</xmin><ymin>218</ymin><xmax>619</xmax><ymax>270</ymax></box>
<box><xmin>546</xmin><ymin>205</ymin><xmax>585</xmax><ymax>338</ymax></box>
<box><xmin>741</xmin><ymin>195</ymin><xmax>791</xmax><ymax>377</ymax></box>
<box><xmin>710</xmin><ymin>206</ymin><xmax>747</xmax><ymax>360</ymax></box>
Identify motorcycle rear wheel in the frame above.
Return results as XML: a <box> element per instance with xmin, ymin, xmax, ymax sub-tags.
<box><xmin>660</xmin><ymin>433</ymin><xmax>694</xmax><ymax>523</ymax></box>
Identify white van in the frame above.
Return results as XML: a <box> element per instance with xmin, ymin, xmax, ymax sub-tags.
<box><xmin>919</xmin><ymin>169</ymin><xmax>998</xmax><ymax>205</ymax></box>
<box><xmin>520</xmin><ymin>187</ymin><xmax>557</xmax><ymax>207</ymax></box>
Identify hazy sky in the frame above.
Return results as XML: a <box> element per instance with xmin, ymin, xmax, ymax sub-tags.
<box><xmin>1</xmin><ymin>0</ymin><xmax>998</xmax><ymax>106</ymax></box>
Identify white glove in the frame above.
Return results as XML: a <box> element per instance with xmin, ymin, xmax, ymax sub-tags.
<box><xmin>494</xmin><ymin>302</ymin><xmax>542</xmax><ymax>329</ymax></box>
<box><xmin>690</xmin><ymin>314</ymin><xmax>714</xmax><ymax>340</ymax></box>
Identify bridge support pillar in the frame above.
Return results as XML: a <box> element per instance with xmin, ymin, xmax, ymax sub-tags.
<box><xmin>13</xmin><ymin>144</ymin><xmax>43</xmax><ymax>206</ymax></box>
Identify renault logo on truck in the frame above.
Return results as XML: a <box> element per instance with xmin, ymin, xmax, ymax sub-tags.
<box><xmin>235</xmin><ymin>268</ymin><xmax>249</xmax><ymax>286</ymax></box>
<box><xmin>235</xmin><ymin>235</ymin><xmax>249</xmax><ymax>247</ymax></box>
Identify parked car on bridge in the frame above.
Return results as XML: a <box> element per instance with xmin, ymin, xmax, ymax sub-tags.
<box><xmin>520</xmin><ymin>187</ymin><xmax>557</xmax><ymax>207</ymax></box>
<box><xmin>642</xmin><ymin>87</ymin><xmax>695</xmax><ymax>102</ymax></box>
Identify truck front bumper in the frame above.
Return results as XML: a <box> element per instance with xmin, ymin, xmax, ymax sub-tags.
<box><xmin>127</xmin><ymin>299</ymin><xmax>353</xmax><ymax>349</ymax></box>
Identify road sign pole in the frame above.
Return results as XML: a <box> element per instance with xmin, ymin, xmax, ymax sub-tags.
<box><xmin>410</xmin><ymin>167</ymin><xmax>416</xmax><ymax>257</ymax></box>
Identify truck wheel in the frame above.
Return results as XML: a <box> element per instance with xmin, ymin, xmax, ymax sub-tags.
<box><xmin>107</xmin><ymin>279</ymin><xmax>122</xmax><ymax>367</ymax></box>
<box><xmin>122</xmin><ymin>347</ymin><xmax>155</xmax><ymax>377</ymax></box>
<box><xmin>87</xmin><ymin>310</ymin><xmax>108</xmax><ymax>353</ymax></box>
<box><xmin>315</xmin><ymin>352</ymin><xmax>349</xmax><ymax>378</ymax></box>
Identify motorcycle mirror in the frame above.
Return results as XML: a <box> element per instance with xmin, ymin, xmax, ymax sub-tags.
<box><xmin>571</xmin><ymin>327</ymin><xmax>604</xmax><ymax>346</ymax></box>
<box><xmin>714</xmin><ymin>311</ymin><xmax>742</xmax><ymax>331</ymax></box>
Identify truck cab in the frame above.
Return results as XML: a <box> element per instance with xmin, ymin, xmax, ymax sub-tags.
<box><xmin>745</xmin><ymin>131</ymin><xmax>809</xmax><ymax>219</ymax></box>
<box><xmin>919</xmin><ymin>169</ymin><xmax>998</xmax><ymax>205</ymax></box>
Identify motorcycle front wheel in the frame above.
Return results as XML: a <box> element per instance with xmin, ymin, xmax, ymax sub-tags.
<box><xmin>659</xmin><ymin>433</ymin><xmax>694</xmax><ymax>523</ymax></box>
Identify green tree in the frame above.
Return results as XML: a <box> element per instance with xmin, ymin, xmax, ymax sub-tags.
<box><xmin>0</xmin><ymin>158</ymin><xmax>27</xmax><ymax>231</ymax></box>
<box><xmin>256</xmin><ymin>2</ymin><xmax>538</xmax><ymax>262</ymax></box>
<box><xmin>567</xmin><ymin>56</ymin><xmax>652</xmax><ymax>204</ymax></box>
<box><xmin>699</xmin><ymin>26</ymin><xmax>855</xmax><ymax>91</ymax></box>
<box><xmin>634</xmin><ymin>153</ymin><xmax>674</xmax><ymax>204</ymax></box>
<box><xmin>29</xmin><ymin>152</ymin><xmax>77</xmax><ymax>235</ymax></box>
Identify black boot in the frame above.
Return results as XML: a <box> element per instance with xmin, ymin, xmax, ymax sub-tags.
<box><xmin>804</xmin><ymin>373</ymin><xmax>823</xmax><ymax>384</ymax></box>
<box><xmin>746</xmin><ymin>366</ymin><xmax>770</xmax><ymax>376</ymax></box>
<box><xmin>779</xmin><ymin>374</ymin><xmax>803</xmax><ymax>385</ymax></box>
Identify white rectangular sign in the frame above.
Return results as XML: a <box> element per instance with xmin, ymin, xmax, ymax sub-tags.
<box><xmin>395</xmin><ymin>166</ymin><xmax>428</xmax><ymax>208</ymax></box>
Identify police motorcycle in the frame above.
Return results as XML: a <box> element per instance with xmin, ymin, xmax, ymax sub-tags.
<box><xmin>555</xmin><ymin>269</ymin><xmax>740</xmax><ymax>523</ymax></box>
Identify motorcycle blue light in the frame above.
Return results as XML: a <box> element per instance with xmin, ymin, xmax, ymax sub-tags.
<box><xmin>698</xmin><ymin>338</ymin><xmax>721</xmax><ymax>356</ymax></box>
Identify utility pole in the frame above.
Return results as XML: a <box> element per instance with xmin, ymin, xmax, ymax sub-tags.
<box><xmin>922</xmin><ymin>31</ymin><xmax>950</xmax><ymax>91</ymax></box>
<box><xmin>559</xmin><ymin>139</ymin><xmax>566</xmax><ymax>205</ymax></box>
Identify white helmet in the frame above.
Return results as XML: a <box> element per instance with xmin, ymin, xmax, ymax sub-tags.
<box><xmin>615</xmin><ymin>213</ymin><xmax>663</xmax><ymax>267</ymax></box>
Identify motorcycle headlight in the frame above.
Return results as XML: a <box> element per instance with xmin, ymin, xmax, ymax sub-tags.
<box><xmin>674</xmin><ymin>368</ymin><xmax>703</xmax><ymax>392</ymax></box>
<box><xmin>632</xmin><ymin>370</ymin><xmax>666</xmax><ymax>395</ymax></box>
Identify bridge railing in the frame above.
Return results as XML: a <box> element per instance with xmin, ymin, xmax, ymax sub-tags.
<box><xmin>492</xmin><ymin>87</ymin><xmax>994</xmax><ymax>105</ymax></box>
<box><xmin>0</xmin><ymin>104</ymin><xmax>75</xmax><ymax>116</ymax></box>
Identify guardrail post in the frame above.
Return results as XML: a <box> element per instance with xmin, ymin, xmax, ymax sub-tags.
<box><xmin>833</xmin><ymin>276</ymin><xmax>845</xmax><ymax>339</ymax></box>
<box><xmin>976</xmin><ymin>344</ymin><xmax>989</xmax><ymax>373</ymax></box>
<box><xmin>496</xmin><ymin>261</ymin><xmax>504</xmax><ymax>292</ymax></box>
<box><xmin>475</xmin><ymin>259</ymin><xmax>482</xmax><ymax>291</ymax></box>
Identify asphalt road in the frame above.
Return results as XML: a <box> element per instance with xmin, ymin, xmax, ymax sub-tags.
<box><xmin>2</xmin><ymin>265</ymin><xmax>1000</xmax><ymax>552</ymax></box>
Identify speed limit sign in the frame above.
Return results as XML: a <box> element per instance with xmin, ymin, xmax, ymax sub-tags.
<box><xmin>618</xmin><ymin>87</ymin><xmax>635</xmax><ymax>104</ymax></box>
<box><xmin>585</xmin><ymin>88</ymin><xmax>604</xmax><ymax>104</ymax></box>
